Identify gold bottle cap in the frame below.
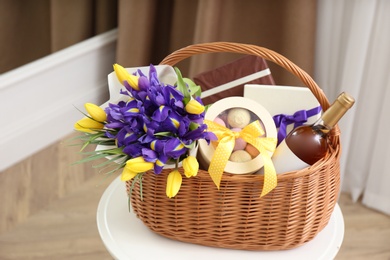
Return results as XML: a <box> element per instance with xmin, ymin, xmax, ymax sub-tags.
<box><xmin>322</xmin><ymin>92</ymin><xmax>355</xmax><ymax>128</ymax></box>
<box><xmin>337</xmin><ymin>92</ymin><xmax>355</xmax><ymax>109</ymax></box>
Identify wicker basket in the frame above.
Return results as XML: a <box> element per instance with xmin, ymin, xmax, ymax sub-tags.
<box><xmin>127</xmin><ymin>42</ymin><xmax>341</xmax><ymax>251</ymax></box>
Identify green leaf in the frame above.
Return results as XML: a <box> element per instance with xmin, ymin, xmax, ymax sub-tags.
<box><xmin>92</xmin><ymin>154</ymin><xmax>127</xmax><ymax>168</ymax></box>
<box><xmin>81</xmin><ymin>147</ymin><xmax>123</xmax><ymax>156</ymax></box>
<box><xmin>189</xmin><ymin>122</ymin><xmax>199</xmax><ymax>131</ymax></box>
<box><xmin>95</xmin><ymin>140</ymin><xmax>116</xmax><ymax>146</ymax></box>
<box><xmin>183</xmin><ymin>142</ymin><xmax>195</xmax><ymax>149</ymax></box>
<box><xmin>183</xmin><ymin>78</ymin><xmax>201</xmax><ymax>97</ymax></box>
<box><xmin>153</xmin><ymin>131</ymin><xmax>173</xmax><ymax>137</ymax></box>
<box><xmin>72</xmin><ymin>153</ymin><xmax>110</xmax><ymax>165</ymax></box>
<box><xmin>183</xmin><ymin>96</ymin><xmax>191</xmax><ymax>105</ymax></box>
<box><xmin>174</xmin><ymin>67</ymin><xmax>191</xmax><ymax>99</ymax></box>
<box><xmin>98</xmin><ymin>162</ymin><xmax>126</xmax><ymax>175</ymax></box>
<box><xmin>72</xmin><ymin>146</ymin><xmax>126</xmax><ymax>166</ymax></box>
<box><xmin>204</xmin><ymin>104</ymin><xmax>212</xmax><ymax>112</ymax></box>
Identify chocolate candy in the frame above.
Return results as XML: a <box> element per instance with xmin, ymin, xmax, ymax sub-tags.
<box><xmin>231</xmin><ymin>128</ymin><xmax>247</xmax><ymax>151</ymax></box>
<box><xmin>227</xmin><ymin>108</ymin><xmax>251</xmax><ymax>128</ymax></box>
<box><xmin>245</xmin><ymin>143</ymin><xmax>260</xmax><ymax>158</ymax></box>
<box><xmin>229</xmin><ymin>150</ymin><xmax>252</xmax><ymax>162</ymax></box>
<box><xmin>213</xmin><ymin>117</ymin><xmax>226</xmax><ymax>127</ymax></box>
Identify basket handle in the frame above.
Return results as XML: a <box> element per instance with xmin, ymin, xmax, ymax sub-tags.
<box><xmin>160</xmin><ymin>42</ymin><xmax>341</xmax><ymax>139</ymax></box>
<box><xmin>160</xmin><ymin>42</ymin><xmax>331</xmax><ymax>111</ymax></box>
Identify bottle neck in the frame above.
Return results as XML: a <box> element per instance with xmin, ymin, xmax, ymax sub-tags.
<box><xmin>312</xmin><ymin>118</ymin><xmax>332</xmax><ymax>135</ymax></box>
<box><xmin>313</xmin><ymin>92</ymin><xmax>355</xmax><ymax>134</ymax></box>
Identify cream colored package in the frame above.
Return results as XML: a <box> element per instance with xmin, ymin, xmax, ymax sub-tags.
<box><xmin>243</xmin><ymin>84</ymin><xmax>321</xmax><ymax>136</ymax></box>
<box><xmin>198</xmin><ymin>96</ymin><xmax>277</xmax><ymax>174</ymax></box>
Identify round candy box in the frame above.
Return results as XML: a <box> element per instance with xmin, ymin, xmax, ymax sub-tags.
<box><xmin>198</xmin><ymin>96</ymin><xmax>277</xmax><ymax>174</ymax></box>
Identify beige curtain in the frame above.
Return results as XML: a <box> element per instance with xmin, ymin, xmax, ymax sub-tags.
<box><xmin>117</xmin><ymin>0</ymin><xmax>317</xmax><ymax>86</ymax></box>
<box><xmin>0</xmin><ymin>0</ymin><xmax>117</xmax><ymax>73</ymax></box>
<box><xmin>316</xmin><ymin>0</ymin><xmax>390</xmax><ymax>215</ymax></box>
<box><xmin>0</xmin><ymin>0</ymin><xmax>317</xmax><ymax>233</ymax></box>
<box><xmin>1</xmin><ymin>0</ymin><xmax>316</xmax><ymax>85</ymax></box>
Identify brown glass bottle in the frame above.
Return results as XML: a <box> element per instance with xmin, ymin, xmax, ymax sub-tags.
<box><xmin>285</xmin><ymin>124</ymin><xmax>329</xmax><ymax>165</ymax></box>
<box><xmin>272</xmin><ymin>92</ymin><xmax>355</xmax><ymax>173</ymax></box>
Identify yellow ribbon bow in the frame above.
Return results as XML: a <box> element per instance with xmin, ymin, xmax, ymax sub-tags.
<box><xmin>205</xmin><ymin>119</ymin><xmax>277</xmax><ymax>197</ymax></box>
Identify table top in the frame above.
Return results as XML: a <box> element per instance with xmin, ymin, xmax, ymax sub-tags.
<box><xmin>97</xmin><ymin>176</ymin><xmax>344</xmax><ymax>260</ymax></box>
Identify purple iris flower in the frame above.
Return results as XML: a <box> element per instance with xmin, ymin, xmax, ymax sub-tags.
<box><xmin>147</xmin><ymin>84</ymin><xmax>166</xmax><ymax>107</ymax></box>
<box><xmin>151</xmin><ymin>105</ymin><xmax>171</xmax><ymax>122</ymax></box>
<box><xmin>138</xmin><ymin>134</ymin><xmax>154</xmax><ymax>144</ymax></box>
<box><xmin>116</xmin><ymin>126</ymin><xmax>138</xmax><ymax>147</ymax></box>
<box><xmin>141</xmin><ymin>147</ymin><xmax>169</xmax><ymax>174</ymax></box>
<box><xmin>106</xmin><ymin>101</ymin><xmax>126</xmax><ymax>120</ymax></box>
<box><xmin>164</xmin><ymin>137</ymin><xmax>187</xmax><ymax>159</ymax></box>
<box><xmin>104</xmin><ymin>64</ymin><xmax>214</xmax><ymax>175</ymax></box>
<box><xmin>162</xmin><ymin>85</ymin><xmax>185</xmax><ymax>111</ymax></box>
<box><xmin>123</xmin><ymin>81</ymin><xmax>145</xmax><ymax>102</ymax></box>
<box><xmin>182</xmin><ymin>124</ymin><xmax>207</xmax><ymax>142</ymax></box>
<box><xmin>157</xmin><ymin>115</ymin><xmax>183</xmax><ymax>134</ymax></box>
<box><xmin>153</xmin><ymin>155</ymin><xmax>168</xmax><ymax>174</ymax></box>
<box><xmin>142</xmin><ymin>115</ymin><xmax>160</xmax><ymax>136</ymax></box>
<box><xmin>138</xmin><ymin>74</ymin><xmax>149</xmax><ymax>91</ymax></box>
<box><xmin>141</xmin><ymin>148</ymin><xmax>158</xmax><ymax>163</ymax></box>
<box><xmin>148</xmin><ymin>65</ymin><xmax>160</xmax><ymax>86</ymax></box>
<box><xmin>141</xmin><ymin>138</ymin><xmax>170</xmax><ymax>174</ymax></box>
<box><xmin>120</xmin><ymin>99</ymin><xmax>140</xmax><ymax>116</ymax></box>
<box><xmin>122</xmin><ymin>143</ymin><xmax>144</xmax><ymax>158</ymax></box>
<box><xmin>176</xmin><ymin>117</ymin><xmax>190</xmax><ymax>136</ymax></box>
<box><xmin>105</xmin><ymin>102</ymin><xmax>127</xmax><ymax>129</ymax></box>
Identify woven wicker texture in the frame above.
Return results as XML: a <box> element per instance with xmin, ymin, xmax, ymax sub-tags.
<box><xmin>128</xmin><ymin>42</ymin><xmax>341</xmax><ymax>250</ymax></box>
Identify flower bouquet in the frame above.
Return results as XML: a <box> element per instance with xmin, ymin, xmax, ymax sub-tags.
<box><xmin>74</xmin><ymin>64</ymin><xmax>215</xmax><ymax>198</ymax></box>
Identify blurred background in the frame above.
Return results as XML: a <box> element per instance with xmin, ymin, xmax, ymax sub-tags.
<box><xmin>0</xmin><ymin>0</ymin><xmax>389</xmax><ymax>259</ymax></box>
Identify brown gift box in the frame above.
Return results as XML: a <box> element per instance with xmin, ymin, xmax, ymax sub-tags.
<box><xmin>193</xmin><ymin>55</ymin><xmax>275</xmax><ymax>105</ymax></box>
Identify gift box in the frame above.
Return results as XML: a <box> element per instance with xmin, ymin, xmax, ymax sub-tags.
<box><xmin>193</xmin><ymin>55</ymin><xmax>275</xmax><ymax>105</ymax></box>
<box><xmin>243</xmin><ymin>84</ymin><xmax>322</xmax><ymax>145</ymax></box>
<box><xmin>198</xmin><ymin>96</ymin><xmax>277</xmax><ymax>177</ymax></box>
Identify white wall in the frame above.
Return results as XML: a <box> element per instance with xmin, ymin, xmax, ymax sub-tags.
<box><xmin>0</xmin><ymin>29</ymin><xmax>118</xmax><ymax>171</ymax></box>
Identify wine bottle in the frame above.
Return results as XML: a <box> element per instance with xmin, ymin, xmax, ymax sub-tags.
<box><xmin>271</xmin><ymin>92</ymin><xmax>355</xmax><ymax>173</ymax></box>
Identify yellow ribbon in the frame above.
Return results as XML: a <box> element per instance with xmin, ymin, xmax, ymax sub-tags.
<box><xmin>205</xmin><ymin>119</ymin><xmax>277</xmax><ymax>197</ymax></box>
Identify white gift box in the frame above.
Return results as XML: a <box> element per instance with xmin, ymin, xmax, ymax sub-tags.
<box><xmin>243</xmin><ymin>84</ymin><xmax>322</xmax><ymax>143</ymax></box>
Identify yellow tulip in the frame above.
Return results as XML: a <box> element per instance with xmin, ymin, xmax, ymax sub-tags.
<box><xmin>74</xmin><ymin>117</ymin><xmax>104</xmax><ymax>133</ymax></box>
<box><xmin>182</xmin><ymin>156</ymin><xmax>199</xmax><ymax>178</ymax></box>
<box><xmin>185</xmin><ymin>99</ymin><xmax>205</xmax><ymax>114</ymax></box>
<box><xmin>166</xmin><ymin>170</ymin><xmax>182</xmax><ymax>198</ymax></box>
<box><xmin>125</xmin><ymin>156</ymin><xmax>154</xmax><ymax>173</ymax></box>
<box><xmin>85</xmin><ymin>103</ymin><xmax>106</xmax><ymax>122</ymax></box>
<box><xmin>120</xmin><ymin>167</ymin><xmax>139</xmax><ymax>181</ymax></box>
<box><xmin>113</xmin><ymin>63</ymin><xmax>139</xmax><ymax>90</ymax></box>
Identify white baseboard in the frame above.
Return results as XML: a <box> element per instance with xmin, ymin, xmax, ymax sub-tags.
<box><xmin>0</xmin><ymin>29</ymin><xmax>118</xmax><ymax>171</ymax></box>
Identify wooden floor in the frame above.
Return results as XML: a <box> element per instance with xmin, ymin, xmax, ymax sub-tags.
<box><xmin>0</xmin><ymin>174</ymin><xmax>389</xmax><ymax>260</ymax></box>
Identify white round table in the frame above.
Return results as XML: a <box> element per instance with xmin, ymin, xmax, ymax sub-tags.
<box><xmin>97</xmin><ymin>176</ymin><xmax>344</xmax><ymax>260</ymax></box>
